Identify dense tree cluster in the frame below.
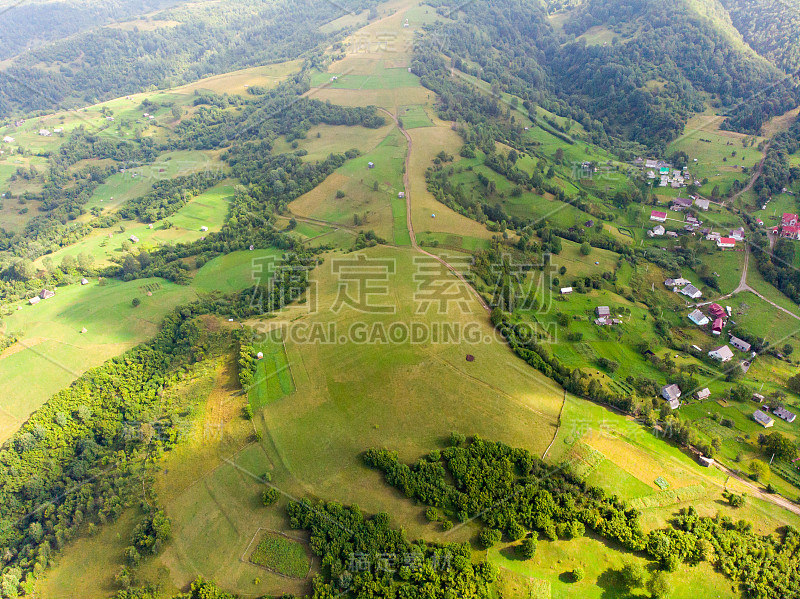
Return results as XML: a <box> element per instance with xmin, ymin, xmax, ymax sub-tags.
<box><xmin>367</xmin><ymin>437</ymin><xmax>800</xmax><ymax>599</ymax></box>
<box><xmin>719</xmin><ymin>0</ymin><xmax>800</xmax><ymax>73</ymax></box>
<box><xmin>117</xmin><ymin>172</ymin><xmax>223</xmax><ymax>222</ymax></box>
<box><xmin>0</xmin><ymin>0</ymin><xmax>382</xmax><ymax>117</ymax></box>
<box><xmin>364</xmin><ymin>437</ymin><xmax>646</xmax><ymax>551</ymax></box>
<box><xmin>418</xmin><ymin>0</ymin><xmax>791</xmax><ymax>149</ymax></box>
<box><xmin>286</xmin><ymin>499</ymin><xmax>497</xmax><ymax>599</ymax></box>
<box><xmin>0</xmin><ymin>305</ymin><xmax>224</xmax><ymax>594</ymax></box>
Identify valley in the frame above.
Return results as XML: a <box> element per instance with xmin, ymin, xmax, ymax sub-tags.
<box><xmin>0</xmin><ymin>1</ymin><xmax>800</xmax><ymax>598</ymax></box>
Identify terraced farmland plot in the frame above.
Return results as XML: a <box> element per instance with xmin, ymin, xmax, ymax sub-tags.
<box><xmin>248</xmin><ymin>531</ymin><xmax>310</xmax><ymax>578</ymax></box>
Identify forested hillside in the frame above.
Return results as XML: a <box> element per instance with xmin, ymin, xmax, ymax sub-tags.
<box><xmin>0</xmin><ymin>0</ymin><xmax>182</xmax><ymax>60</ymax></box>
<box><xmin>719</xmin><ymin>0</ymin><xmax>800</xmax><ymax>73</ymax></box>
<box><xmin>423</xmin><ymin>0</ymin><xmax>797</xmax><ymax>146</ymax></box>
<box><xmin>0</xmin><ymin>0</ymin><xmax>378</xmax><ymax>117</ymax></box>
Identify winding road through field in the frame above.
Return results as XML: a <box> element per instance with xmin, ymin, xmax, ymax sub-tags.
<box><xmin>698</xmin><ymin>244</ymin><xmax>800</xmax><ymax>322</ymax></box>
<box><xmin>378</xmin><ymin>108</ymin><xmax>490</xmax><ymax>312</ymax></box>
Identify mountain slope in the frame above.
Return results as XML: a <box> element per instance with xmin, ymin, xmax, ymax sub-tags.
<box><xmin>0</xmin><ymin>0</ymin><xmax>379</xmax><ymax>118</ymax></box>
<box><xmin>424</xmin><ymin>0</ymin><xmax>791</xmax><ymax>148</ymax></box>
<box><xmin>719</xmin><ymin>0</ymin><xmax>800</xmax><ymax>73</ymax></box>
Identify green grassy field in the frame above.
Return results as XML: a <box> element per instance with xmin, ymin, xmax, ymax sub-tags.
<box><xmin>192</xmin><ymin>248</ymin><xmax>282</xmax><ymax>294</ymax></box>
<box><xmin>310</xmin><ymin>62</ymin><xmax>420</xmax><ymax>90</ymax></box>
<box><xmin>86</xmin><ymin>151</ymin><xmax>226</xmax><ymax>214</ymax></box>
<box><xmin>0</xmin><ymin>278</ymin><xmax>198</xmax><ymax>442</ymax></box>
<box><xmin>398</xmin><ymin>104</ymin><xmax>433</xmax><ymax>129</ymax></box>
<box><xmin>667</xmin><ymin>112</ymin><xmax>764</xmax><ymax>199</ymax></box>
<box><xmin>248</xmin><ymin>532</ymin><xmax>310</xmax><ymax>578</ymax></box>
<box><xmin>34</xmin><ymin>180</ymin><xmax>234</xmax><ymax>269</ymax></box>
<box><xmin>248</xmin><ymin>336</ymin><xmax>295</xmax><ymax>409</ymax></box>
<box><xmin>489</xmin><ymin>535</ymin><xmax>736</xmax><ymax>599</ymax></box>
<box><xmin>290</xmin><ymin>127</ymin><xmax>408</xmax><ymax>243</ymax></box>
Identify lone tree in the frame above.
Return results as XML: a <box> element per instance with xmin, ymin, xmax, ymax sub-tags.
<box><xmin>620</xmin><ymin>562</ymin><xmax>647</xmax><ymax>590</ymax></box>
<box><xmin>479</xmin><ymin>527</ymin><xmax>502</xmax><ymax>549</ymax></box>
<box><xmin>517</xmin><ymin>535</ymin><xmax>537</xmax><ymax>559</ymax></box>
<box><xmin>647</xmin><ymin>571</ymin><xmax>672</xmax><ymax>598</ymax></box>
<box><xmin>749</xmin><ymin>459</ymin><xmax>770</xmax><ymax>482</ymax></box>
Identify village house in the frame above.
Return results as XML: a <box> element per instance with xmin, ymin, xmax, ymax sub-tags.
<box><xmin>665</xmin><ymin>277</ymin><xmax>690</xmax><ymax>288</ymax></box>
<box><xmin>708</xmin><ymin>345</ymin><xmax>734</xmax><ymax>362</ymax></box>
<box><xmin>712</xmin><ymin>317</ymin><xmax>724</xmax><ymax>335</ymax></box>
<box><xmin>708</xmin><ymin>303</ymin><xmax>726</xmax><ymax>319</ymax></box>
<box><xmin>782</xmin><ymin>213</ymin><xmax>798</xmax><ymax>227</ymax></box>
<box><xmin>368</xmin><ymin>162</ymin><xmax>375</xmax><ymax>169</ymax></box>
<box><xmin>38</xmin><ymin>129</ymin><xmax>51</xmax><ymax>136</ymax></box>
<box><xmin>696</xmin><ymin>388</ymin><xmax>711</xmax><ymax>400</ymax></box>
<box><xmin>596</xmin><ymin>306</ymin><xmax>610</xmax><ymax>318</ymax></box>
<box><xmin>706</xmin><ymin>231</ymin><xmax>721</xmax><ymax>241</ymax></box>
<box><xmin>730</xmin><ymin>227</ymin><xmax>745</xmax><ymax>241</ymax></box>
<box><xmin>129</xmin><ymin>235</ymin><xmax>139</xmax><ymax>243</ymax></box>
<box><xmin>752</xmin><ymin>393</ymin><xmax>765</xmax><ymax>403</ymax></box>
<box><xmin>694</xmin><ymin>198</ymin><xmax>710</xmax><ymax>210</ymax></box>
<box><xmin>560</xmin><ymin>287</ymin><xmax>573</xmax><ymax>295</ymax></box>
<box><xmin>28</xmin><ymin>296</ymin><xmax>40</xmax><ymax>305</ymax></box>
<box><xmin>671</xmin><ymin>197</ymin><xmax>692</xmax><ymax>211</ymax></box>
<box><xmin>650</xmin><ymin>210</ymin><xmax>667</xmax><ymax>222</ymax></box>
<box><xmin>698</xmin><ymin>455</ymin><xmax>715</xmax><ymax>467</ymax></box>
<box><xmin>661</xmin><ymin>384</ymin><xmax>681</xmax><ymax>409</ymax></box>
<box><xmin>717</xmin><ymin>237</ymin><xmax>736</xmax><ymax>249</ymax></box>
<box><xmin>774</xmin><ymin>407</ymin><xmax>796</xmax><ymax>423</ymax></box>
<box><xmin>687</xmin><ymin>309</ymin><xmax>709</xmax><ymax>326</ymax></box>
<box><xmin>753</xmin><ymin>409</ymin><xmax>774</xmax><ymax>428</ymax></box>
<box><xmin>729</xmin><ymin>336</ymin><xmax>751</xmax><ymax>352</ymax></box>
<box><xmin>80</xmin><ymin>278</ymin><xmax>89</xmax><ymax>285</ymax></box>
<box><xmin>666</xmin><ymin>231</ymin><xmax>678</xmax><ymax>238</ymax></box>
<box><xmin>2</xmin><ymin>136</ymin><xmax>14</xmax><ymax>143</ymax></box>
<box><xmin>648</xmin><ymin>225</ymin><xmax>665</xmax><ymax>237</ymax></box>
<box><xmin>680</xmin><ymin>284</ymin><xmax>702</xmax><ymax>300</ymax></box>
<box><xmin>781</xmin><ymin>225</ymin><xmax>800</xmax><ymax>240</ymax></box>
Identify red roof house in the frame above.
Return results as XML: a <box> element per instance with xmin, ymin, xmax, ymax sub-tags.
<box><xmin>717</xmin><ymin>237</ymin><xmax>736</xmax><ymax>248</ymax></box>
<box><xmin>650</xmin><ymin>210</ymin><xmax>667</xmax><ymax>222</ymax></box>
<box><xmin>712</xmin><ymin>317</ymin><xmax>724</xmax><ymax>335</ymax></box>
<box><xmin>782</xmin><ymin>213</ymin><xmax>798</xmax><ymax>227</ymax></box>
<box><xmin>708</xmin><ymin>303</ymin><xmax>726</xmax><ymax>318</ymax></box>
<box><xmin>782</xmin><ymin>225</ymin><xmax>800</xmax><ymax>240</ymax></box>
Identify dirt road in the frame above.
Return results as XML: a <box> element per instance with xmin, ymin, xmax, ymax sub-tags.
<box><xmin>378</xmin><ymin>108</ymin><xmax>490</xmax><ymax>312</ymax></box>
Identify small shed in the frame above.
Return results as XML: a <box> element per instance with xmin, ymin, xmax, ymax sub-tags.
<box><xmin>698</xmin><ymin>455</ymin><xmax>715</xmax><ymax>467</ymax></box>
<box><xmin>81</xmin><ymin>278</ymin><xmax>89</xmax><ymax>285</ymax></box>
<box><xmin>753</xmin><ymin>410</ymin><xmax>774</xmax><ymax>428</ymax></box>
<box><xmin>398</xmin><ymin>192</ymin><xmax>405</xmax><ymax>199</ymax></box>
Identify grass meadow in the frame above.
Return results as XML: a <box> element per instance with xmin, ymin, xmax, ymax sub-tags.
<box><xmin>0</xmin><ymin>278</ymin><xmax>198</xmax><ymax>441</ymax></box>
<box><xmin>248</xmin><ymin>532</ymin><xmax>310</xmax><ymax>578</ymax></box>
